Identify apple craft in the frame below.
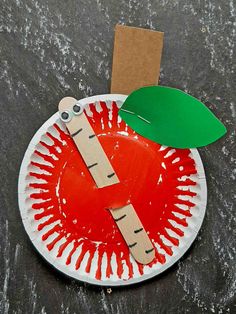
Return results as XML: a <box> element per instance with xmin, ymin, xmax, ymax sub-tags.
<box><xmin>18</xmin><ymin>86</ymin><xmax>226</xmax><ymax>285</ymax></box>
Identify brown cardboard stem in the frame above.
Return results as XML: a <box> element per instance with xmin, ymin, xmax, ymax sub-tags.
<box><xmin>111</xmin><ymin>24</ymin><xmax>164</xmax><ymax>95</ymax></box>
<box><xmin>58</xmin><ymin>97</ymin><xmax>155</xmax><ymax>264</ymax></box>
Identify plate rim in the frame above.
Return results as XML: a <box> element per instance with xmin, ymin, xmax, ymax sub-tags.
<box><xmin>18</xmin><ymin>93</ymin><xmax>207</xmax><ymax>286</ymax></box>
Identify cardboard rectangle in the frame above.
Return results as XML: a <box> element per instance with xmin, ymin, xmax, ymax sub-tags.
<box><xmin>111</xmin><ymin>24</ymin><xmax>164</xmax><ymax>95</ymax></box>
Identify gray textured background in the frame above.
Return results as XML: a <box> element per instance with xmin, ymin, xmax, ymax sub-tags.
<box><xmin>0</xmin><ymin>0</ymin><xmax>236</xmax><ymax>313</ymax></box>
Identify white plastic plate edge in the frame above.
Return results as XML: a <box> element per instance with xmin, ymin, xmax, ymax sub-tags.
<box><xmin>18</xmin><ymin>94</ymin><xmax>207</xmax><ymax>286</ymax></box>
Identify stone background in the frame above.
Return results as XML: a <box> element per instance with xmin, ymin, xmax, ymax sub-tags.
<box><xmin>0</xmin><ymin>0</ymin><xmax>235</xmax><ymax>313</ymax></box>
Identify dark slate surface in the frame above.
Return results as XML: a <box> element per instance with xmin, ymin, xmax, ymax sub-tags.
<box><xmin>0</xmin><ymin>0</ymin><xmax>235</xmax><ymax>313</ymax></box>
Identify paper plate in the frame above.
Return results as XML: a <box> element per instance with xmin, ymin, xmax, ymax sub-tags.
<box><xmin>18</xmin><ymin>94</ymin><xmax>207</xmax><ymax>286</ymax></box>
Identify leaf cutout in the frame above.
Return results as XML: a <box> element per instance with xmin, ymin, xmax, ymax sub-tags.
<box><xmin>118</xmin><ymin>86</ymin><xmax>227</xmax><ymax>148</ymax></box>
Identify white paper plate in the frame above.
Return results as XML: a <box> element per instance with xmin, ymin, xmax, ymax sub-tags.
<box><xmin>18</xmin><ymin>94</ymin><xmax>207</xmax><ymax>286</ymax></box>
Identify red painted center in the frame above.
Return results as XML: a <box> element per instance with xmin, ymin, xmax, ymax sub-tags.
<box><xmin>58</xmin><ymin>133</ymin><xmax>161</xmax><ymax>243</ymax></box>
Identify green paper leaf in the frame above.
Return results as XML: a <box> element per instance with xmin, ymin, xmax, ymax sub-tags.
<box><xmin>118</xmin><ymin>86</ymin><xmax>227</xmax><ymax>148</ymax></box>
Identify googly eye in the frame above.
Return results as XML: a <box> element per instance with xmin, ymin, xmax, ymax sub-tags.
<box><xmin>60</xmin><ymin>110</ymin><xmax>72</xmax><ymax>123</ymax></box>
<box><xmin>72</xmin><ymin>103</ymin><xmax>83</xmax><ymax>115</ymax></box>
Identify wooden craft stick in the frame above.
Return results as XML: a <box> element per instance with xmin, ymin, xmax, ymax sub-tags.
<box><xmin>109</xmin><ymin>204</ymin><xmax>155</xmax><ymax>264</ymax></box>
<box><xmin>58</xmin><ymin>97</ymin><xmax>155</xmax><ymax>264</ymax></box>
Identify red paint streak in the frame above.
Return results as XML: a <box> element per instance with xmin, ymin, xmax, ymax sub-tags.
<box><xmin>47</xmin><ymin>233</ymin><xmax>64</xmax><ymax>251</ymax></box>
<box><xmin>105</xmin><ymin>251</ymin><xmax>113</xmax><ymax>278</ymax></box>
<box><xmin>85</xmin><ymin>245</ymin><xmax>96</xmax><ymax>273</ymax></box>
<box><xmin>75</xmin><ymin>244</ymin><xmax>87</xmax><ymax>270</ymax></box>
<box><xmin>66</xmin><ymin>241</ymin><xmax>79</xmax><ymax>265</ymax></box>
<box><xmin>116</xmin><ymin>251</ymin><xmax>124</xmax><ymax>278</ymax></box>
<box><xmin>28</xmin><ymin>101</ymin><xmax>198</xmax><ymax>281</ymax></box>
